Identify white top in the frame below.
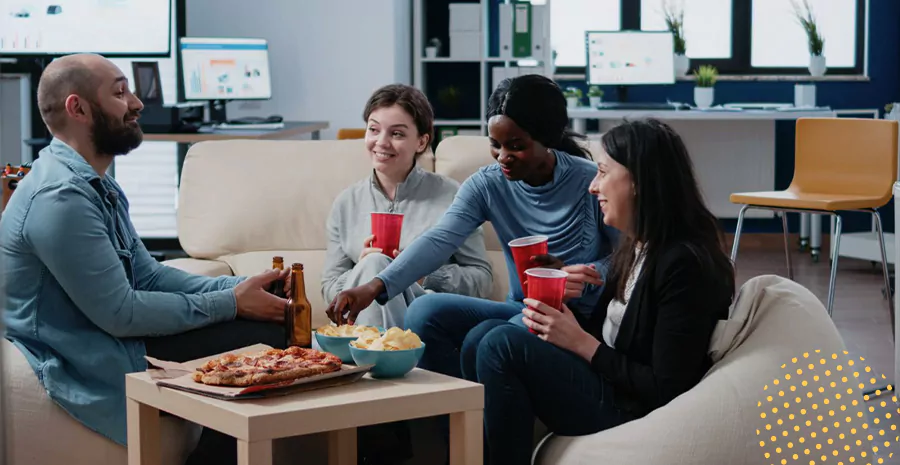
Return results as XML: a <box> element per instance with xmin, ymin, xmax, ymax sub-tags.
<box><xmin>602</xmin><ymin>246</ymin><xmax>646</xmax><ymax>348</ymax></box>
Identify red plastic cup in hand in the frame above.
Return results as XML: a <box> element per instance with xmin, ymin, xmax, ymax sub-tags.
<box><xmin>508</xmin><ymin>235</ymin><xmax>549</xmax><ymax>295</ymax></box>
<box><xmin>525</xmin><ymin>268</ymin><xmax>568</xmax><ymax>334</ymax></box>
<box><xmin>371</xmin><ymin>212</ymin><xmax>404</xmax><ymax>259</ymax></box>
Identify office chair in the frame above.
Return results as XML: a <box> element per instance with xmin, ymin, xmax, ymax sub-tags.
<box><xmin>337</xmin><ymin>128</ymin><xmax>366</xmax><ymax>140</ymax></box>
<box><xmin>730</xmin><ymin>118</ymin><xmax>897</xmax><ymax>326</ymax></box>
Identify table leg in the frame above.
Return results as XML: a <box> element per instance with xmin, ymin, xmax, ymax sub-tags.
<box><xmin>327</xmin><ymin>427</ymin><xmax>357</xmax><ymax>465</ymax></box>
<box><xmin>571</xmin><ymin>118</ymin><xmax>587</xmax><ymax>135</ymax></box>
<box><xmin>449</xmin><ymin>409</ymin><xmax>483</xmax><ymax>465</ymax></box>
<box><xmin>312</xmin><ymin>130</ymin><xmax>321</xmax><ymax>140</ymax></box>
<box><xmin>126</xmin><ymin>398</ymin><xmax>161</xmax><ymax>465</ymax></box>
<box><xmin>237</xmin><ymin>439</ymin><xmax>273</xmax><ymax>465</ymax></box>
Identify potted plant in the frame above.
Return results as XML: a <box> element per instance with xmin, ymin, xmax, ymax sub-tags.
<box><xmin>588</xmin><ymin>86</ymin><xmax>604</xmax><ymax>107</ymax></box>
<box><xmin>886</xmin><ymin>103</ymin><xmax>900</xmax><ymax>121</ymax></box>
<box><xmin>564</xmin><ymin>87</ymin><xmax>582</xmax><ymax>108</ymax></box>
<box><xmin>692</xmin><ymin>65</ymin><xmax>717</xmax><ymax>109</ymax></box>
<box><xmin>425</xmin><ymin>38</ymin><xmax>441</xmax><ymax>58</ymax></box>
<box><xmin>792</xmin><ymin>0</ymin><xmax>825</xmax><ymax>77</ymax></box>
<box><xmin>664</xmin><ymin>1</ymin><xmax>689</xmax><ymax>76</ymax></box>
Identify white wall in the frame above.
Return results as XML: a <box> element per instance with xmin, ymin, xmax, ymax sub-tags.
<box><xmin>186</xmin><ymin>0</ymin><xmax>412</xmax><ymax>140</ymax></box>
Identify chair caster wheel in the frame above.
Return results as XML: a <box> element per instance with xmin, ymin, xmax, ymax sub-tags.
<box><xmin>811</xmin><ymin>251</ymin><xmax>820</xmax><ymax>263</ymax></box>
<box><xmin>799</xmin><ymin>238</ymin><xmax>809</xmax><ymax>252</ymax></box>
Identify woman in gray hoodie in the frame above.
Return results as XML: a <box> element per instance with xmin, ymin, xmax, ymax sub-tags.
<box><xmin>320</xmin><ymin>84</ymin><xmax>493</xmax><ymax>330</ymax></box>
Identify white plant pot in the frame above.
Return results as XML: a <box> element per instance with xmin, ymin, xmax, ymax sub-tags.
<box><xmin>694</xmin><ymin>87</ymin><xmax>714</xmax><ymax>109</ymax></box>
<box><xmin>809</xmin><ymin>55</ymin><xmax>826</xmax><ymax>77</ymax></box>
<box><xmin>425</xmin><ymin>46</ymin><xmax>438</xmax><ymax>58</ymax></box>
<box><xmin>589</xmin><ymin>96</ymin><xmax>603</xmax><ymax>107</ymax></box>
<box><xmin>566</xmin><ymin>97</ymin><xmax>579</xmax><ymax>108</ymax></box>
<box><xmin>674</xmin><ymin>53</ymin><xmax>690</xmax><ymax>77</ymax></box>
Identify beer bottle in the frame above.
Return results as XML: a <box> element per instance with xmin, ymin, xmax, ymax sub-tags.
<box><xmin>284</xmin><ymin>263</ymin><xmax>312</xmax><ymax>348</ymax></box>
<box><xmin>269</xmin><ymin>256</ymin><xmax>285</xmax><ymax>298</ymax></box>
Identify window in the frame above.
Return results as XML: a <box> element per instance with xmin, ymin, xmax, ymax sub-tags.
<box><xmin>751</xmin><ymin>0</ymin><xmax>858</xmax><ymax>68</ymax></box>
<box><xmin>550</xmin><ymin>0</ymin><xmax>866</xmax><ymax>75</ymax></box>
<box><xmin>640</xmin><ymin>0</ymin><xmax>732</xmax><ymax>59</ymax></box>
<box><xmin>550</xmin><ymin>0</ymin><xmax>620</xmax><ymax>68</ymax></box>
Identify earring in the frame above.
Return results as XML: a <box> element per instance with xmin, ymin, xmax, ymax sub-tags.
<box><xmin>546</xmin><ymin>148</ymin><xmax>551</xmax><ymax>154</ymax></box>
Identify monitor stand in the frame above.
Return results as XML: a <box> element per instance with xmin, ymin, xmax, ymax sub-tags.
<box><xmin>208</xmin><ymin>100</ymin><xmax>228</xmax><ymax>124</ymax></box>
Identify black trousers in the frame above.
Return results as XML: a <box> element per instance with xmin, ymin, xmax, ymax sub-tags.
<box><xmin>144</xmin><ymin>319</ymin><xmax>285</xmax><ymax>465</ymax></box>
<box><xmin>143</xmin><ymin>320</ymin><xmax>413</xmax><ymax>465</ymax></box>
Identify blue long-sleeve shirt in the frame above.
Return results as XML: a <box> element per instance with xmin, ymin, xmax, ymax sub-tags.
<box><xmin>1</xmin><ymin>139</ymin><xmax>243</xmax><ymax>445</ymax></box>
<box><xmin>376</xmin><ymin>149</ymin><xmax>616</xmax><ymax>314</ymax></box>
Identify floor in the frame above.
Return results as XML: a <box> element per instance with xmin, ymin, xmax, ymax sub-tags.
<box><xmin>733</xmin><ymin>234</ymin><xmax>900</xmax><ymax>465</ymax></box>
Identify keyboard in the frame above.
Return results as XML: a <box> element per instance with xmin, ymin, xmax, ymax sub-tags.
<box><xmin>594</xmin><ymin>102</ymin><xmax>691</xmax><ymax>110</ymax></box>
<box><xmin>215</xmin><ymin>122</ymin><xmax>286</xmax><ymax>130</ymax></box>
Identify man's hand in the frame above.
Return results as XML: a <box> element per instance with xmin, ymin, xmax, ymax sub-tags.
<box><xmin>326</xmin><ymin>279</ymin><xmax>385</xmax><ymax>325</ymax></box>
<box><xmin>359</xmin><ymin>235</ymin><xmax>384</xmax><ymax>262</ymax></box>
<box><xmin>522</xmin><ymin>298</ymin><xmax>601</xmax><ymax>362</ymax></box>
<box><xmin>234</xmin><ymin>269</ymin><xmax>290</xmax><ymax>323</ymax></box>
<box><xmin>531</xmin><ymin>254</ymin><xmax>603</xmax><ymax>300</ymax></box>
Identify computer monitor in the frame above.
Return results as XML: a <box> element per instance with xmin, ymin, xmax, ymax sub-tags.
<box><xmin>179</xmin><ymin>37</ymin><xmax>272</xmax><ymax>121</ymax></box>
<box><xmin>585</xmin><ymin>31</ymin><xmax>675</xmax><ymax>102</ymax></box>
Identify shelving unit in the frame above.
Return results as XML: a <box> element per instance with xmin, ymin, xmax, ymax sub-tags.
<box><xmin>412</xmin><ymin>0</ymin><xmax>553</xmax><ymax>140</ymax></box>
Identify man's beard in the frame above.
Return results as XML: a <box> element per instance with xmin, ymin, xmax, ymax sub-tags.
<box><xmin>89</xmin><ymin>101</ymin><xmax>143</xmax><ymax>157</ymax></box>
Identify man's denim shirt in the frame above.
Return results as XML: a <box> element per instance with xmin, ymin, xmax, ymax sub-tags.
<box><xmin>1</xmin><ymin>139</ymin><xmax>243</xmax><ymax>445</ymax></box>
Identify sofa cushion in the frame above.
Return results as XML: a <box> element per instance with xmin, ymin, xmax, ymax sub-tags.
<box><xmin>3</xmin><ymin>339</ymin><xmax>201</xmax><ymax>465</ymax></box>
<box><xmin>178</xmin><ymin>139</ymin><xmax>434</xmax><ymax>259</ymax></box>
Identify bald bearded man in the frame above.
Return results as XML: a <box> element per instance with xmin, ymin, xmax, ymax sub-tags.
<box><xmin>1</xmin><ymin>53</ymin><xmax>286</xmax><ymax>463</ymax></box>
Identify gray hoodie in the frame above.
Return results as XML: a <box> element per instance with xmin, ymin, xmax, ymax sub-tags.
<box><xmin>321</xmin><ymin>165</ymin><xmax>493</xmax><ymax>302</ymax></box>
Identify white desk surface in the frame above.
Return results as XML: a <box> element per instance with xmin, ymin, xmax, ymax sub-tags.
<box><xmin>568</xmin><ymin>108</ymin><xmax>837</xmax><ymax>120</ymax></box>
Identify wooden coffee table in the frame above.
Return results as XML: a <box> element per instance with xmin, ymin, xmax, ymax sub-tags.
<box><xmin>125</xmin><ymin>368</ymin><xmax>484</xmax><ymax>465</ymax></box>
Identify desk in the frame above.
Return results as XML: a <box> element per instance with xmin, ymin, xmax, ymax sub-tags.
<box><xmin>568</xmin><ymin>108</ymin><xmax>879</xmax><ymax>260</ymax></box>
<box><xmin>143</xmin><ymin>121</ymin><xmax>329</xmax><ymax>143</ymax></box>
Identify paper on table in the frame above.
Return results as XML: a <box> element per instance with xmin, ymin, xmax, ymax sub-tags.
<box><xmin>144</xmin><ymin>344</ymin><xmax>373</xmax><ymax>400</ymax></box>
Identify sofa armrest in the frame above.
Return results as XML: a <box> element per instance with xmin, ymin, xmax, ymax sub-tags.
<box><xmin>162</xmin><ymin>258</ymin><xmax>235</xmax><ymax>277</ymax></box>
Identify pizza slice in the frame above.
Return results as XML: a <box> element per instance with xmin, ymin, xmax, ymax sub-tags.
<box><xmin>192</xmin><ymin>346</ymin><xmax>343</xmax><ymax>387</ymax></box>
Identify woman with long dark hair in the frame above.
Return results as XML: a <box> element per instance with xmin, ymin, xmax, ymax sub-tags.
<box><xmin>461</xmin><ymin>118</ymin><xmax>735</xmax><ymax>465</ymax></box>
<box><xmin>326</xmin><ymin>74</ymin><xmax>618</xmax><ymax>381</ymax></box>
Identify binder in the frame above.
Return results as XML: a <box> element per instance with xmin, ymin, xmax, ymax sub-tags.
<box><xmin>512</xmin><ymin>1</ymin><xmax>531</xmax><ymax>58</ymax></box>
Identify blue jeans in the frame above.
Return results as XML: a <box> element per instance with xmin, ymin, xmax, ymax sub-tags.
<box><xmin>461</xmin><ymin>320</ymin><xmax>634</xmax><ymax>465</ymax></box>
<box><xmin>405</xmin><ymin>293</ymin><xmax>526</xmax><ymax>379</ymax></box>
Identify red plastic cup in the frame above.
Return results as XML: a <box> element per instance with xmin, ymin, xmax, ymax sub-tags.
<box><xmin>508</xmin><ymin>235</ymin><xmax>549</xmax><ymax>295</ymax></box>
<box><xmin>525</xmin><ymin>268</ymin><xmax>569</xmax><ymax>334</ymax></box>
<box><xmin>371</xmin><ymin>212</ymin><xmax>404</xmax><ymax>258</ymax></box>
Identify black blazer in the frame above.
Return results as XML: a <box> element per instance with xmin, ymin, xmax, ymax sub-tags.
<box><xmin>578</xmin><ymin>242</ymin><xmax>733</xmax><ymax>418</ymax></box>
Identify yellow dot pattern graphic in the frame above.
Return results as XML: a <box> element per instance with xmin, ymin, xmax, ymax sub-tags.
<box><xmin>758</xmin><ymin>351</ymin><xmax>900</xmax><ymax>465</ymax></box>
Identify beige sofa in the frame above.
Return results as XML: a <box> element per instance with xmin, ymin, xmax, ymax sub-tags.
<box><xmin>5</xmin><ymin>135</ymin><xmax>860</xmax><ymax>465</ymax></box>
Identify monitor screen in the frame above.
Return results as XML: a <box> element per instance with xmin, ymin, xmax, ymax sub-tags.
<box><xmin>180</xmin><ymin>37</ymin><xmax>272</xmax><ymax>101</ymax></box>
<box><xmin>0</xmin><ymin>0</ymin><xmax>171</xmax><ymax>56</ymax></box>
<box><xmin>585</xmin><ymin>31</ymin><xmax>675</xmax><ymax>86</ymax></box>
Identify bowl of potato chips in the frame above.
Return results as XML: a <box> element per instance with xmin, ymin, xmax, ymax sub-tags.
<box><xmin>314</xmin><ymin>324</ymin><xmax>384</xmax><ymax>363</ymax></box>
<box><xmin>349</xmin><ymin>327</ymin><xmax>425</xmax><ymax>378</ymax></box>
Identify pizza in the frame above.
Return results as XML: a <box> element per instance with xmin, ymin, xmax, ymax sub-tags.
<box><xmin>191</xmin><ymin>346</ymin><xmax>342</xmax><ymax>387</ymax></box>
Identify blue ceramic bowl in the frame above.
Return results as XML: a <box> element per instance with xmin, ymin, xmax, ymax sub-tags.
<box><xmin>349</xmin><ymin>343</ymin><xmax>426</xmax><ymax>379</ymax></box>
<box><xmin>314</xmin><ymin>326</ymin><xmax>384</xmax><ymax>363</ymax></box>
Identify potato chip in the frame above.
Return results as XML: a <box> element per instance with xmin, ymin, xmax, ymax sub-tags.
<box><xmin>351</xmin><ymin>327</ymin><xmax>422</xmax><ymax>351</ymax></box>
<box><xmin>316</xmin><ymin>324</ymin><xmax>381</xmax><ymax>339</ymax></box>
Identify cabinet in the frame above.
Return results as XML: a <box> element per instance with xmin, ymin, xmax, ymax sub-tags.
<box><xmin>412</xmin><ymin>0</ymin><xmax>553</xmax><ymax>141</ymax></box>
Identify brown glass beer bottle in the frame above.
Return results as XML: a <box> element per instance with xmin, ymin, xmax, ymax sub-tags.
<box><xmin>284</xmin><ymin>263</ymin><xmax>312</xmax><ymax>348</ymax></box>
<box><xmin>269</xmin><ymin>256</ymin><xmax>285</xmax><ymax>298</ymax></box>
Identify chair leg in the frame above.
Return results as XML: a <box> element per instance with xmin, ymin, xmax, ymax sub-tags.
<box><xmin>782</xmin><ymin>212</ymin><xmax>794</xmax><ymax>280</ymax></box>
<box><xmin>731</xmin><ymin>205</ymin><xmax>750</xmax><ymax>264</ymax></box>
<box><xmin>826</xmin><ymin>214</ymin><xmax>842</xmax><ymax>317</ymax></box>
<box><xmin>871</xmin><ymin>209</ymin><xmax>895</xmax><ymax>342</ymax></box>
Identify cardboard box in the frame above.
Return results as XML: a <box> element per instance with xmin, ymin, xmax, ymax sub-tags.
<box><xmin>145</xmin><ymin>344</ymin><xmax>372</xmax><ymax>400</ymax></box>
<box><xmin>449</xmin><ymin>3</ymin><xmax>481</xmax><ymax>32</ymax></box>
<box><xmin>450</xmin><ymin>31</ymin><xmax>482</xmax><ymax>60</ymax></box>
